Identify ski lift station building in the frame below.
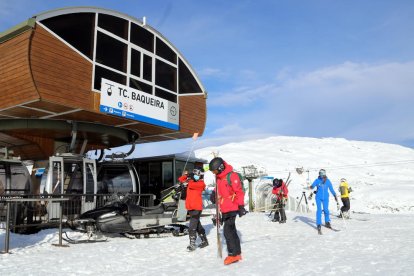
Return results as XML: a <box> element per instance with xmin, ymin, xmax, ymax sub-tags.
<box><xmin>0</xmin><ymin>7</ymin><xmax>207</xmax><ymax>161</ymax></box>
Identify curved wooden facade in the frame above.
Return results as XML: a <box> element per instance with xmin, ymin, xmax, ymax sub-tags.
<box><xmin>0</xmin><ymin>7</ymin><xmax>207</xmax><ymax>160</ymax></box>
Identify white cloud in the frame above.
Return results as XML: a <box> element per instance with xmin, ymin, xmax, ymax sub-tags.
<box><xmin>206</xmin><ymin>60</ymin><xmax>414</xmax><ymax>146</ymax></box>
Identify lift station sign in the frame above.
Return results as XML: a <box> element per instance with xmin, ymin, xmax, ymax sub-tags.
<box><xmin>99</xmin><ymin>79</ymin><xmax>179</xmax><ymax>130</ymax></box>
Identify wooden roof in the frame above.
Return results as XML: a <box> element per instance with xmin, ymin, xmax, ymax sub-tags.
<box><xmin>0</xmin><ymin>8</ymin><xmax>207</xmax><ymax>160</ymax></box>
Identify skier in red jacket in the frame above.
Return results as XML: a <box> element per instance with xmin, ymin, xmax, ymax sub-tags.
<box><xmin>183</xmin><ymin>167</ymin><xmax>208</xmax><ymax>251</ymax></box>
<box><xmin>209</xmin><ymin>157</ymin><xmax>247</xmax><ymax>265</ymax></box>
<box><xmin>271</xmin><ymin>178</ymin><xmax>288</xmax><ymax>223</ymax></box>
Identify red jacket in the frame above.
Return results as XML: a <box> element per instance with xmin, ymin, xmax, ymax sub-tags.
<box><xmin>272</xmin><ymin>181</ymin><xmax>288</xmax><ymax>200</ymax></box>
<box><xmin>216</xmin><ymin>161</ymin><xmax>245</xmax><ymax>213</ymax></box>
<box><xmin>185</xmin><ymin>179</ymin><xmax>205</xmax><ymax>211</ymax></box>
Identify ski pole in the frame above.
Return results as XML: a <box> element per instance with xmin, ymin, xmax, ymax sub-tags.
<box><xmin>183</xmin><ymin>133</ymin><xmax>199</xmax><ymax>172</ymax></box>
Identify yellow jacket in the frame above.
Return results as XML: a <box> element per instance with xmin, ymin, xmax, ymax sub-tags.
<box><xmin>339</xmin><ymin>181</ymin><xmax>351</xmax><ymax>198</ymax></box>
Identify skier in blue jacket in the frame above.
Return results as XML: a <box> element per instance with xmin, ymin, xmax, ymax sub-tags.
<box><xmin>309</xmin><ymin>169</ymin><xmax>338</xmax><ymax>232</ymax></box>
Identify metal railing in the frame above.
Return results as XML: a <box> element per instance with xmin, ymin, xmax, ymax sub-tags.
<box><xmin>0</xmin><ymin>193</ymin><xmax>156</xmax><ymax>232</ymax></box>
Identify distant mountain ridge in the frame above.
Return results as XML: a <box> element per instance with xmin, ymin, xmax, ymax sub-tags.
<box><xmin>195</xmin><ymin>136</ymin><xmax>414</xmax><ymax>214</ymax></box>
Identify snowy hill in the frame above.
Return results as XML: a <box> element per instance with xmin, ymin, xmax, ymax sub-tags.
<box><xmin>195</xmin><ymin>136</ymin><xmax>414</xmax><ymax>214</ymax></box>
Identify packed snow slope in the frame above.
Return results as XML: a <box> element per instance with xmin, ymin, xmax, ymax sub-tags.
<box><xmin>195</xmin><ymin>136</ymin><xmax>414</xmax><ymax>214</ymax></box>
<box><xmin>1</xmin><ymin>212</ymin><xmax>413</xmax><ymax>275</ymax></box>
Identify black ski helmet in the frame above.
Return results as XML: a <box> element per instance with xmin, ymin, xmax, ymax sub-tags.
<box><xmin>209</xmin><ymin>157</ymin><xmax>225</xmax><ymax>173</ymax></box>
<box><xmin>272</xmin><ymin>178</ymin><xmax>279</xmax><ymax>187</ymax></box>
<box><xmin>319</xmin><ymin>169</ymin><xmax>326</xmax><ymax>177</ymax></box>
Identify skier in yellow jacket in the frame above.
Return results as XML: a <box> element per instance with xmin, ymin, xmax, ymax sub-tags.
<box><xmin>338</xmin><ymin>178</ymin><xmax>352</xmax><ymax>218</ymax></box>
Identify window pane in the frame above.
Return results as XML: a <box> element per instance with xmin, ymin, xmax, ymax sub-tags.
<box><xmin>41</xmin><ymin>13</ymin><xmax>95</xmax><ymax>59</ymax></box>
<box><xmin>130</xmin><ymin>49</ymin><xmax>141</xmax><ymax>77</ymax></box>
<box><xmin>98</xmin><ymin>167</ymin><xmax>133</xmax><ymax>194</ymax></box>
<box><xmin>155</xmin><ymin>88</ymin><xmax>177</xmax><ymax>103</ymax></box>
<box><xmin>143</xmin><ymin>54</ymin><xmax>152</xmax><ymax>82</ymax></box>
<box><xmin>94</xmin><ymin>65</ymin><xmax>126</xmax><ymax>90</ymax></box>
<box><xmin>155</xmin><ymin>59</ymin><xmax>177</xmax><ymax>92</ymax></box>
<box><xmin>98</xmin><ymin>13</ymin><xmax>129</xmax><ymax>40</ymax></box>
<box><xmin>96</xmin><ymin>31</ymin><xmax>127</xmax><ymax>73</ymax></box>
<box><xmin>130</xmin><ymin>22</ymin><xmax>154</xmax><ymax>52</ymax></box>
<box><xmin>156</xmin><ymin>37</ymin><xmax>177</xmax><ymax>64</ymax></box>
<box><xmin>179</xmin><ymin>59</ymin><xmax>202</xmax><ymax>94</ymax></box>
<box><xmin>130</xmin><ymin>78</ymin><xmax>152</xmax><ymax>94</ymax></box>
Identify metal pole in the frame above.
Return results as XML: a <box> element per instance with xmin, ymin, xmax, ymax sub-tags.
<box><xmin>2</xmin><ymin>201</ymin><xmax>11</xmax><ymax>254</ymax></box>
<box><xmin>52</xmin><ymin>199</ymin><xmax>69</xmax><ymax>247</ymax></box>
<box><xmin>248</xmin><ymin>179</ymin><xmax>253</xmax><ymax>212</ymax></box>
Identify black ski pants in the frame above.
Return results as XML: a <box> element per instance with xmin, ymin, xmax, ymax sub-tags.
<box><xmin>222</xmin><ymin>214</ymin><xmax>241</xmax><ymax>256</ymax></box>
<box><xmin>273</xmin><ymin>200</ymin><xmax>287</xmax><ymax>222</ymax></box>
<box><xmin>188</xmin><ymin>210</ymin><xmax>205</xmax><ymax>237</ymax></box>
<box><xmin>341</xmin><ymin>197</ymin><xmax>350</xmax><ymax>213</ymax></box>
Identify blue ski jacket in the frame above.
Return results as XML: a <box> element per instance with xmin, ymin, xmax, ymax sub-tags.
<box><xmin>310</xmin><ymin>176</ymin><xmax>337</xmax><ymax>201</ymax></box>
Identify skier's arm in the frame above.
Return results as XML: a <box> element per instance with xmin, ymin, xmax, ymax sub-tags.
<box><xmin>328</xmin><ymin>180</ymin><xmax>338</xmax><ymax>201</ymax></box>
<box><xmin>310</xmin><ymin>178</ymin><xmax>318</xmax><ymax>189</ymax></box>
<box><xmin>187</xmin><ymin>180</ymin><xmax>206</xmax><ymax>191</ymax></box>
<box><xmin>230</xmin><ymin>173</ymin><xmax>245</xmax><ymax>206</ymax></box>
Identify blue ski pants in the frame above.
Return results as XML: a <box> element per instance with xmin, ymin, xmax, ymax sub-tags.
<box><xmin>315</xmin><ymin>198</ymin><xmax>331</xmax><ymax>226</ymax></box>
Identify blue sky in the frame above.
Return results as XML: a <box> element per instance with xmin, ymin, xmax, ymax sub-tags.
<box><xmin>1</xmin><ymin>0</ymin><xmax>414</xmax><ymax>155</ymax></box>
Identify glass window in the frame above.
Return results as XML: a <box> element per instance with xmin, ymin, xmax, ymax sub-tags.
<box><xmin>41</xmin><ymin>13</ymin><xmax>95</xmax><ymax>59</ymax></box>
<box><xmin>130</xmin><ymin>78</ymin><xmax>152</xmax><ymax>94</ymax></box>
<box><xmin>97</xmin><ymin>166</ymin><xmax>133</xmax><ymax>194</ymax></box>
<box><xmin>130</xmin><ymin>22</ymin><xmax>154</xmax><ymax>52</ymax></box>
<box><xmin>98</xmin><ymin>13</ymin><xmax>129</xmax><ymax>40</ymax></box>
<box><xmin>84</xmin><ymin>163</ymin><xmax>95</xmax><ymax>202</ymax></box>
<box><xmin>155</xmin><ymin>87</ymin><xmax>177</xmax><ymax>103</ymax></box>
<box><xmin>94</xmin><ymin>65</ymin><xmax>126</xmax><ymax>91</ymax></box>
<box><xmin>179</xmin><ymin>58</ymin><xmax>202</xmax><ymax>94</ymax></box>
<box><xmin>156</xmin><ymin>59</ymin><xmax>177</xmax><ymax>92</ymax></box>
<box><xmin>143</xmin><ymin>54</ymin><xmax>152</xmax><ymax>82</ymax></box>
<box><xmin>64</xmin><ymin>163</ymin><xmax>83</xmax><ymax>194</ymax></box>
<box><xmin>156</xmin><ymin>37</ymin><xmax>177</xmax><ymax>64</ymax></box>
<box><xmin>162</xmin><ymin>161</ymin><xmax>173</xmax><ymax>187</ymax></box>
<box><xmin>96</xmin><ymin>31</ymin><xmax>127</xmax><ymax>73</ymax></box>
<box><xmin>136</xmin><ymin>163</ymin><xmax>149</xmax><ymax>193</ymax></box>
<box><xmin>130</xmin><ymin>49</ymin><xmax>141</xmax><ymax>77</ymax></box>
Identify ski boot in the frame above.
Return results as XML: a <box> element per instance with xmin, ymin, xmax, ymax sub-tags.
<box><xmin>224</xmin><ymin>255</ymin><xmax>242</xmax><ymax>265</ymax></box>
<box><xmin>317</xmin><ymin>225</ymin><xmax>322</xmax><ymax>235</ymax></box>
<box><xmin>198</xmin><ymin>234</ymin><xmax>209</xmax><ymax>248</ymax></box>
<box><xmin>187</xmin><ymin>234</ymin><xmax>197</xmax><ymax>252</ymax></box>
<box><xmin>325</xmin><ymin>222</ymin><xmax>332</xmax><ymax>229</ymax></box>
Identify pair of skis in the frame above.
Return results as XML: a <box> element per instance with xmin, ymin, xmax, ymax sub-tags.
<box><xmin>317</xmin><ymin>224</ymin><xmax>340</xmax><ymax>235</ymax></box>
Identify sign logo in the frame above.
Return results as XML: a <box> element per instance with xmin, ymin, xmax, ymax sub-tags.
<box><xmin>99</xmin><ymin>79</ymin><xmax>179</xmax><ymax>130</ymax></box>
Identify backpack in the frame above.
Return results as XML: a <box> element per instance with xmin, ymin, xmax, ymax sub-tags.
<box><xmin>226</xmin><ymin>171</ymin><xmax>246</xmax><ymax>192</ymax></box>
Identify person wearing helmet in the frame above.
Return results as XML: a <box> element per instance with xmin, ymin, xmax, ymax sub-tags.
<box><xmin>271</xmin><ymin>178</ymin><xmax>289</xmax><ymax>223</ymax></box>
<box><xmin>209</xmin><ymin>157</ymin><xmax>246</xmax><ymax>265</ymax></box>
<box><xmin>338</xmin><ymin>178</ymin><xmax>352</xmax><ymax>219</ymax></box>
<box><xmin>183</xmin><ymin>167</ymin><xmax>208</xmax><ymax>251</ymax></box>
<box><xmin>309</xmin><ymin>169</ymin><xmax>338</xmax><ymax>233</ymax></box>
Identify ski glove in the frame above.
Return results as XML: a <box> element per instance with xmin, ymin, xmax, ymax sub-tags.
<box><xmin>238</xmin><ymin>205</ymin><xmax>248</xmax><ymax>217</ymax></box>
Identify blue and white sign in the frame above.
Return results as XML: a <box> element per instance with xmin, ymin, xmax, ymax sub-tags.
<box><xmin>99</xmin><ymin>79</ymin><xmax>179</xmax><ymax>130</ymax></box>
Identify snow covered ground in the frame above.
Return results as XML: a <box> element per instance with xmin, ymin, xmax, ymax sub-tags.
<box><xmin>1</xmin><ymin>212</ymin><xmax>413</xmax><ymax>275</ymax></box>
<box><xmin>1</xmin><ymin>136</ymin><xmax>414</xmax><ymax>275</ymax></box>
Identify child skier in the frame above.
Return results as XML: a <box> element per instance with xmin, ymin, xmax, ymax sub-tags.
<box><xmin>184</xmin><ymin>167</ymin><xmax>208</xmax><ymax>251</ymax></box>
